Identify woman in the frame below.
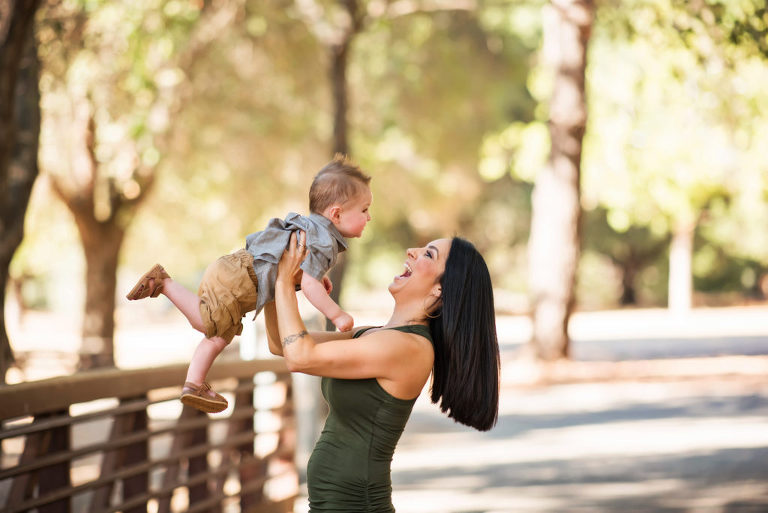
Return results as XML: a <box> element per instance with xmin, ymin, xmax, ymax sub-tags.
<box><xmin>265</xmin><ymin>231</ymin><xmax>500</xmax><ymax>512</ymax></box>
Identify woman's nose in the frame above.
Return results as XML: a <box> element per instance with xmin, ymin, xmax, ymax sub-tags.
<box><xmin>406</xmin><ymin>248</ymin><xmax>416</xmax><ymax>259</ymax></box>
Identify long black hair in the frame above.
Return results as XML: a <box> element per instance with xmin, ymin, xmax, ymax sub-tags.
<box><xmin>428</xmin><ymin>237</ymin><xmax>500</xmax><ymax>431</ymax></box>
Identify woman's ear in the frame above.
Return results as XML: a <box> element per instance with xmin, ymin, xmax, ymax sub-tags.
<box><xmin>430</xmin><ymin>284</ymin><xmax>442</xmax><ymax>299</ymax></box>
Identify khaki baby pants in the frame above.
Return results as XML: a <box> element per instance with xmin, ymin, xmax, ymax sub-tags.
<box><xmin>198</xmin><ymin>249</ymin><xmax>259</xmax><ymax>343</ymax></box>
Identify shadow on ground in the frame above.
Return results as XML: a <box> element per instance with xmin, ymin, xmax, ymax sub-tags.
<box><xmin>390</xmin><ymin>378</ymin><xmax>768</xmax><ymax>513</ymax></box>
<box><xmin>572</xmin><ymin>335</ymin><xmax>768</xmax><ymax>361</ymax></box>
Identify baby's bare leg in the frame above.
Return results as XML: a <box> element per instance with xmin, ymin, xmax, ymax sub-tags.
<box><xmin>160</xmin><ymin>278</ymin><xmax>205</xmax><ymax>333</ymax></box>
<box><xmin>185</xmin><ymin>335</ymin><xmax>229</xmax><ymax>387</ymax></box>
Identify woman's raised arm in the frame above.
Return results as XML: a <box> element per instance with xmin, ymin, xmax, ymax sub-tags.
<box><xmin>271</xmin><ymin>231</ymin><xmax>329</xmax><ymax>369</ymax></box>
<box><xmin>264</xmin><ymin>299</ymin><xmax>360</xmax><ymax>357</ymax></box>
<box><xmin>265</xmin><ymin>231</ymin><xmax>366</xmax><ymax>357</ymax></box>
<box><xmin>272</xmin><ymin>232</ymin><xmax>432</xmax><ymax>391</ymax></box>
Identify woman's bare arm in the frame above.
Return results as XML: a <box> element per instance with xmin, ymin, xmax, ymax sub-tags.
<box><xmin>264</xmin><ymin>300</ymin><xmax>365</xmax><ymax>357</ymax></box>
<box><xmin>273</xmin><ymin>232</ymin><xmax>433</xmax><ymax>395</ymax></box>
<box><xmin>264</xmin><ymin>301</ymin><xmax>283</xmax><ymax>356</ymax></box>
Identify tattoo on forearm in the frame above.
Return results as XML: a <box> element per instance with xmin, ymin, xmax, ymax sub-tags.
<box><xmin>282</xmin><ymin>330</ymin><xmax>308</xmax><ymax>348</ymax></box>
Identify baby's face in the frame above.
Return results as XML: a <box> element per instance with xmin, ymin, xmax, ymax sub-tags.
<box><xmin>336</xmin><ymin>187</ymin><xmax>372</xmax><ymax>238</ymax></box>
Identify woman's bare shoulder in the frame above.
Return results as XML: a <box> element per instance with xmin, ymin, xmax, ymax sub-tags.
<box><xmin>360</xmin><ymin>327</ymin><xmax>434</xmax><ymax>358</ymax></box>
<box><xmin>361</xmin><ymin>329</ymin><xmax>433</xmax><ymax>399</ymax></box>
<box><xmin>309</xmin><ymin>325</ymin><xmax>376</xmax><ymax>344</ymax></box>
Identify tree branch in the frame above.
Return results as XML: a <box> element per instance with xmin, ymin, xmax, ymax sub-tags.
<box><xmin>370</xmin><ymin>0</ymin><xmax>478</xmax><ymax>19</ymax></box>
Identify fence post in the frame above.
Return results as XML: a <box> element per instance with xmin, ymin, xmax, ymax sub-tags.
<box><xmin>234</xmin><ymin>377</ymin><xmax>264</xmax><ymax>511</ymax></box>
<box><xmin>37</xmin><ymin>410</ymin><xmax>72</xmax><ymax>513</ymax></box>
<box><xmin>0</xmin><ymin>360</ymin><xmax>296</xmax><ymax>513</ymax></box>
<box><xmin>120</xmin><ymin>396</ymin><xmax>149</xmax><ymax>513</ymax></box>
<box><xmin>186</xmin><ymin>406</ymin><xmax>211</xmax><ymax>511</ymax></box>
<box><xmin>156</xmin><ymin>405</ymin><xmax>200</xmax><ymax>513</ymax></box>
<box><xmin>275</xmin><ymin>374</ymin><xmax>296</xmax><ymax>465</ymax></box>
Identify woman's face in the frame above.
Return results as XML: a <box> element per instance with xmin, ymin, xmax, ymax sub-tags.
<box><xmin>389</xmin><ymin>238</ymin><xmax>451</xmax><ymax>299</ymax></box>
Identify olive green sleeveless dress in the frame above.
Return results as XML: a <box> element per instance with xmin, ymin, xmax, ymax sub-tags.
<box><xmin>306</xmin><ymin>324</ymin><xmax>432</xmax><ymax>512</ymax></box>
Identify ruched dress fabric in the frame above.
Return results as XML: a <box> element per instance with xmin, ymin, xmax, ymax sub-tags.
<box><xmin>307</xmin><ymin>324</ymin><xmax>432</xmax><ymax>513</ymax></box>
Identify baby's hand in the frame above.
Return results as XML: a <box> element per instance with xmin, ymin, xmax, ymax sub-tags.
<box><xmin>332</xmin><ymin>312</ymin><xmax>354</xmax><ymax>332</ymax></box>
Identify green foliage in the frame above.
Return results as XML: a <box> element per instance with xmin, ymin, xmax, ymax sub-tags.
<box><xmin>345</xmin><ymin>5</ymin><xmax>537</xmax><ymax>288</ymax></box>
<box><xmin>24</xmin><ymin>1</ymin><xmax>539</xmax><ymax>296</ymax></box>
<box><xmin>583</xmin><ymin>207</ymin><xmax>670</xmax><ymax>305</ymax></box>
<box><xmin>458</xmin><ymin>174</ymin><xmax>533</xmax><ymax>292</ymax></box>
<box><xmin>16</xmin><ymin>0</ymin><xmax>768</xmax><ymax>314</ymax></box>
<box><xmin>670</xmin><ymin>0</ymin><xmax>768</xmax><ymax>60</ymax></box>
<box><xmin>692</xmin><ymin>237</ymin><xmax>767</xmax><ymax>298</ymax></box>
<box><xmin>579</xmin><ymin>0</ymin><xmax>768</xmax><ymax>303</ymax></box>
<box><xmin>123</xmin><ymin>0</ymin><xmax>333</xmax><ymax>277</ymax></box>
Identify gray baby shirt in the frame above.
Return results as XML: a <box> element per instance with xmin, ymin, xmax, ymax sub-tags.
<box><xmin>245</xmin><ymin>212</ymin><xmax>348</xmax><ymax>317</ymax></box>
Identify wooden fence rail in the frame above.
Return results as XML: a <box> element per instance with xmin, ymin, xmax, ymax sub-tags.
<box><xmin>0</xmin><ymin>359</ymin><xmax>297</xmax><ymax>513</ymax></box>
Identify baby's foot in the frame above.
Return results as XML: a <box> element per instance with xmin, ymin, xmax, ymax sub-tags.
<box><xmin>180</xmin><ymin>381</ymin><xmax>228</xmax><ymax>413</ymax></box>
<box><xmin>126</xmin><ymin>264</ymin><xmax>170</xmax><ymax>300</ymax></box>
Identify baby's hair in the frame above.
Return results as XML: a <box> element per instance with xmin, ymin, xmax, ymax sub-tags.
<box><xmin>309</xmin><ymin>154</ymin><xmax>371</xmax><ymax>214</ymax></box>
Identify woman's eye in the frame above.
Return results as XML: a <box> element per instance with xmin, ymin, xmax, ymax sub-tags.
<box><xmin>425</xmin><ymin>251</ymin><xmax>433</xmax><ymax>259</ymax></box>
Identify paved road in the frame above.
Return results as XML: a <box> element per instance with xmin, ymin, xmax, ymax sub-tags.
<box><xmin>389</xmin><ymin>378</ymin><xmax>768</xmax><ymax>513</ymax></box>
<box><xmin>295</xmin><ymin>307</ymin><xmax>768</xmax><ymax>513</ymax></box>
<box><xmin>8</xmin><ymin>303</ymin><xmax>768</xmax><ymax>512</ymax></box>
<box><xmin>385</xmin><ymin>308</ymin><xmax>768</xmax><ymax>513</ymax></box>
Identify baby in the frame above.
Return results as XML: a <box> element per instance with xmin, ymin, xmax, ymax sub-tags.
<box><xmin>126</xmin><ymin>155</ymin><xmax>372</xmax><ymax>413</ymax></box>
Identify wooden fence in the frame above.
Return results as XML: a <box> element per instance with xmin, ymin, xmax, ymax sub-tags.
<box><xmin>0</xmin><ymin>359</ymin><xmax>297</xmax><ymax>513</ymax></box>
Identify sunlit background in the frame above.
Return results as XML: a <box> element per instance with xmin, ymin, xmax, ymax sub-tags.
<box><xmin>2</xmin><ymin>0</ymin><xmax>768</xmax><ymax>512</ymax></box>
<box><xmin>8</xmin><ymin>0</ymin><xmax>768</xmax><ymax>315</ymax></box>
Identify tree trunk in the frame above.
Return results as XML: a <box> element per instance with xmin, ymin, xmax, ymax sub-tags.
<box><xmin>324</xmin><ymin>0</ymin><xmax>361</xmax><ymax>331</ymax></box>
<box><xmin>527</xmin><ymin>0</ymin><xmax>593</xmax><ymax>361</ymax></box>
<box><xmin>50</xmin><ymin>107</ymin><xmax>128</xmax><ymax>370</ymax></box>
<box><xmin>0</xmin><ymin>0</ymin><xmax>39</xmax><ymax>176</ymax></box>
<box><xmin>0</xmin><ymin>1</ymin><xmax>41</xmax><ymax>383</ymax></box>
<box><xmin>330</xmin><ymin>40</ymin><xmax>349</xmax><ymax>156</ymax></box>
<box><xmin>41</xmin><ymin>0</ymin><xmax>227</xmax><ymax>372</ymax></box>
<box><xmin>74</xmin><ymin>216</ymin><xmax>124</xmax><ymax>370</ymax></box>
<box><xmin>619</xmin><ymin>257</ymin><xmax>638</xmax><ymax>305</ymax></box>
<box><xmin>54</xmin><ymin>172</ymin><xmax>127</xmax><ymax>370</ymax></box>
<box><xmin>668</xmin><ymin>218</ymin><xmax>694</xmax><ymax>313</ymax></box>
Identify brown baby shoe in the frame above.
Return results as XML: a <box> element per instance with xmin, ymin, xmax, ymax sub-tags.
<box><xmin>126</xmin><ymin>264</ymin><xmax>170</xmax><ymax>300</ymax></box>
<box><xmin>180</xmin><ymin>381</ymin><xmax>228</xmax><ymax>413</ymax></box>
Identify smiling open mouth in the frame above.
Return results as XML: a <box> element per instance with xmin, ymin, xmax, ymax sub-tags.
<box><xmin>398</xmin><ymin>263</ymin><xmax>413</xmax><ymax>278</ymax></box>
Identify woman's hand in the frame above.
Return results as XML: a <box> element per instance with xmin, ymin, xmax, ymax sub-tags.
<box><xmin>277</xmin><ymin>231</ymin><xmax>309</xmax><ymax>287</ymax></box>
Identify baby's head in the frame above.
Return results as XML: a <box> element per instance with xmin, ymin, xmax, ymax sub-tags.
<box><xmin>309</xmin><ymin>154</ymin><xmax>372</xmax><ymax>239</ymax></box>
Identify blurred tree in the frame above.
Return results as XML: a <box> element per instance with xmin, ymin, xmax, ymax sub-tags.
<box><xmin>458</xmin><ymin>173</ymin><xmax>533</xmax><ymax>295</ymax></box>
<box><xmin>294</xmin><ymin>0</ymin><xmax>366</xmax><ymax>330</ymax></box>
<box><xmin>130</xmin><ymin>0</ymin><xmax>330</xmax><ymax>266</ymax></box>
<box><xmin>692</xmin><ymin>238</ymin><xmax>768</xmax><ymax>301</ymax></box>
<box><xmin>583</xmin><ymin>207</ymin><xmax>668</xmax><ymax>305</ymax></box>
<box><xmin>350</xmin><ymin>2</ymin><xmax>536</xmax><ymax>282</ymax></box>
<box><xmin>673</xmin><ymin>0</ymin><xmax>768</xmax><ymax>299</ymax></box>
<box><xmin>293</xmin><ymin>0</ymin><xmax>536</xmax><ymax>321</ymax></box>
<box><xmin>527</xmin><ymin>0</ymin><xmax>593</xmax><ymax>360</ymax></box>
<box><xmin>0</xmin><ymin>0</ymin><xmax>41</xmax><ymax>383</ymax></box>
<box><xmin>18</xmin><ymin>0</ymin><xmax>539</xmax><ymax>367</ymax></box>
<box><xmin>585</xmin><ymin>0</ymin><xmax>768</xmax><ymax>311</ymax></box>
<box><xmin>37</xmin><ymin>0</ymin><xmax>223</xmax><ymax>369</ymax></box>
